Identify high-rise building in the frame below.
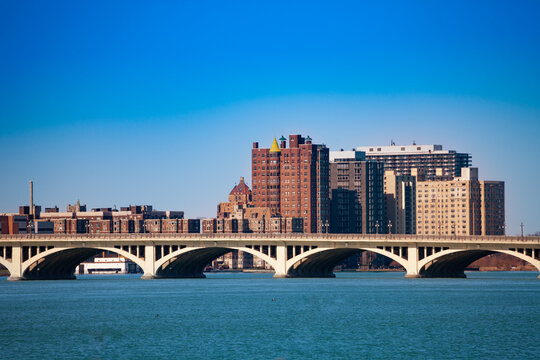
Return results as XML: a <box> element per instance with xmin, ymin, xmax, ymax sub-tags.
<box><xmin>415</xmin><ymin>168</ymin><xmax>504</xmax><ymax>236</ymax></box>
<box><xmin>384</xmin><ymin>170</ymin><xmax>416</xmax><ymax>234</ymax></box>
<box><xmin>480</xmin><ymin>181</ymin><xmax>505</xmax><ymax>235</ymax></box>
<box><xmin>252</xmin><ymin>134</ymin><xmax>329</xmax><ymax>233</ymax></box>
<box><xmin>356</xmin><ymin>144</ymin><xmax>471</xmax><ymax>180</ymax></box>
<box><xmin>329</xmin><ymin>150</ymin><xmax>385</xmax><ymax>234</ymax></box>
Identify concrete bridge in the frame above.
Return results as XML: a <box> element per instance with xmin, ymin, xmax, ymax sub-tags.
<box><xmin>0</xmin><ymin>234</ymin><xmax>539</xmax><ymax>280</ymax></box>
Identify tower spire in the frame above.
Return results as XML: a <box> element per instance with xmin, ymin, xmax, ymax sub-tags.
<box><xmin>269</xmin><ymin>137</ymin><xmax>281</xmax><ymax>152</ymax></box>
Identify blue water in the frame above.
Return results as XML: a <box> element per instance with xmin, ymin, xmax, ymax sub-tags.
<box><xmin>0</xmin><ymin>271</ymin><xmax>539</xmax><ymax>359</ymax></box>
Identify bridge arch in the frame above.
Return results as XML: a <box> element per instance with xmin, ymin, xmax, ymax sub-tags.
<box><xmin>0</xmin><ymin>257</ymin><xmax>13</xmax><ymax>277</ymax></box>
<box><xmin>20</xmin><ymin>246</ymin><xmax>147</xmax><ymax>280</ymax></box>
<box><xmin>154</xmin><ymin>246</ymin><xmax>277</xmax><ymax>278</ymax></box>
<box><xmin>285</xmin><ymin>246</ymin><xmax>411</xmax><ymax>278</ymax></box>
<box><xmin>418</xmin><ymin>248</ymin><xmax>540</xmax><ymax>278</ymax></box>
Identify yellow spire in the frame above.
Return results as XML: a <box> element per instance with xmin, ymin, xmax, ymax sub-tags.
<box><xmin>269</xmin><ymin>137</ymin><xmax>281</xmax><ymax>152</ymax></box>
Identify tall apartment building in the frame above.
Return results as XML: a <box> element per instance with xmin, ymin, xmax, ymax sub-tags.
<box><xmin>252</xmin><ymin>134</ymin><xmax>329</xmax><ymax>233</ymax></box>
<box><xmin>480</xmin><ymin>181</ymin><xmax>505</xmax><ymax>235</ymax></box>
<box><xmin>384</xmin><ymin>170</ymin><xmax>416</xmax><ymax>234</ymax></box>
<box><xmin>329</xmin><ymin>150</ymin><xmax>385</xmax><ymax>234</ymax></box>
<box><xmin>356</xmin><ymin>144</ymin><xmax>471</xmax><ymax>180</ymax></box>
<box><xmin>416</xmin><ymin>168</ymin><xmax>504</xmax><ymax>236</ymax></box>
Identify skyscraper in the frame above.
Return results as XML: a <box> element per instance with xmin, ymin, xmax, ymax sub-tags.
<box><xmin>252</xmin><ymin>134</ymin><xmax>329</xmax><ymax>233</ymax></box>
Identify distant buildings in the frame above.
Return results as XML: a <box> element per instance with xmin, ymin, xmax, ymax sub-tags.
<box><xmin>356</xmin><ymin>144</ymin><xmax>471</xmax><ymax>181</ymax></box>
<box><xmin>1</xmin><ymin>200</ymin><xmax>199</xmax><ymax>235</ymax></box>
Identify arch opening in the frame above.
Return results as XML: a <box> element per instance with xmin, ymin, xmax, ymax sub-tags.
<box><xmin>0</xmin><ymin>263</ymin><xmax>9</xmax><ymax>277</ymax></box>
<box><xmin>419</xmin><ymin>250</ymin><xmax>540</xmax><ymax>278</ymax></box>
<box><xmin>23</xmin><ymin>248</ymin><xmax>103</xmax><ymax>280</ymax></box>
<box><xmin>21</xmin><ymin>247</ymin><xmax>145</xmax><ymax>280</ymax></box>
<box><xmin>286</xmin><ymin>247</ymin><xmax>409</xmax><ymax>278</ymax></box>
<box><xmin>155</xmin><ymin>247</ymin><xmax>276</xmax><ymax>279</ymax></box>
<box><xmin>288</xmin><ymin>248</ymin><xmax>360</xmax><ymax>277</ymax></box>
<box><xmin>336</xmin><ymin>250</ymin><xmax>403</xmax><ymax>272</ymax></box>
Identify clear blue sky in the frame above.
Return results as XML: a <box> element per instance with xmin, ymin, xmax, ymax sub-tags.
<box><xmin>1</xmin><ymin>1</ymin><xmax>539</xmax><ymax>235</ymax></box>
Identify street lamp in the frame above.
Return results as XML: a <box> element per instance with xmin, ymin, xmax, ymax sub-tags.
<box><xmin>375</xmin><ymin>220</ymin><xmax>379</xmax><ymax>235</ymax></box>
<box><xmin>520</xmin><ymin>222</ymin><xmax>524</xmax><ymax>238</ymax></box>
<box><xmin>388</xmin><ymin>220</ymin><xmax>392</xmax><ymax>235</ymax></box>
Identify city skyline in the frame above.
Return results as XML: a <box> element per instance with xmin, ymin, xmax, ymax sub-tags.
<box><xmin>1</xmin><ymin>1</ymin><xmax>539</xmax><ymax>234</ymax></box>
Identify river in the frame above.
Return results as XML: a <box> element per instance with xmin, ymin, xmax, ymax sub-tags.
<box><xmin>0</xmin><ymin>271</ymin><xmax>539</xmax><ymax>359</ymax></box>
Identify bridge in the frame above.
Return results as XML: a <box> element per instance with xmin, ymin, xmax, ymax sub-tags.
<box><xmin>0</xmin><ymin>234</ymin><xmax>539</xmax><ymax>280</ymax></box>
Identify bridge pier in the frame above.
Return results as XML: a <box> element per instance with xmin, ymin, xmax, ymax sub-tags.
<box><xmin>273</xmin><ymin>245</ymin><xmax>288</xmax><ymax>278</ymax></box>
<box><xmin>402</xmin><ymin>245</ymin><xmax>421</xmax><ymax>278</ymax></box>
<box><xmin>7</xmin><ymin>276</ymin><xmax>24</xmax><ymax>281</ymax></box>
<box><xmin>404</xmin><ymin>274</ymin><xmax>421</xmax><ymax>279</ymax></box>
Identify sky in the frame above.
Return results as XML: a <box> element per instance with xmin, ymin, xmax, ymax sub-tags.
<box><xmin>1</xmin><ymin>1</ymin><xmax>539</xmax><ymax>235</ymax></box>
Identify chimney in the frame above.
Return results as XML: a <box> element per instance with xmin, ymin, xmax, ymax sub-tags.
<box><xmin>29</xmin><ymin>181</ymin><xmax>33</xmax><ymax>217</ymax></box>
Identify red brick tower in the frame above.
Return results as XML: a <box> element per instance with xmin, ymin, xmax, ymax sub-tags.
<box><xmin>251</xmin><ymin>134</ymin><xmax>329</xmax><ymax>233</ymax></box>
<box><xmin>252</xmin><ymin>138</ymin><xmax>281</xmax><ymax>215</ymax></box>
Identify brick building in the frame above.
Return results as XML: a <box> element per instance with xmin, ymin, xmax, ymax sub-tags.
<box><xmin>252</xmin><ymin>134</ymin><xmax>329</xmax><ymax>233</ymax></box>
<box><xmin>36</xmin><ymin>203</ymin><xmax>197</xmax><ymax>234</ymax></box>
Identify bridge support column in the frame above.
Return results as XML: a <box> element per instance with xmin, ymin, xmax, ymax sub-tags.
<box><xmin>141</xmin><ymin>244</ymin><xmax>157</xmax><ymax>280</ymax></box>
<box><xmin>273</xmin><ymin>245</ymin><xmax>288</xmax><ymax>278</ymax></box>
<box><xmin>404</xmin><ymin>245</ymin><xmax>421</xmax><ymax>278</ymax></box>
<box><xmin>7</xmin><ymin>245</ymin><xmax>23</xmax><ymax>281</ymax></box>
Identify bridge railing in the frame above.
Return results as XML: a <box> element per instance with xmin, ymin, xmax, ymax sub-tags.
<box><xmin>0</xmin><ymin>233</ymin><xmax>539</xmax><ymax>243</ymax></box>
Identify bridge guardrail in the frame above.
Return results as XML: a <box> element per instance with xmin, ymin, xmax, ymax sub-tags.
<box><xmin>0</xmin><ymin>233</ymin><xmax>539</xmax><ymax>243</ymax></box>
